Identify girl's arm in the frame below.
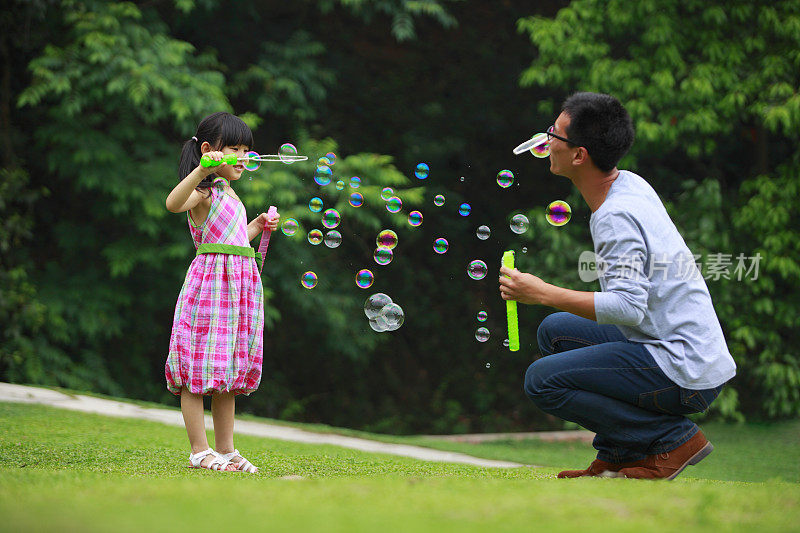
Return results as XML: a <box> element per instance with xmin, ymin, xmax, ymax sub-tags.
<box><xmin>165</xmin><ymin>154</ymin><xmax>224</xmax><ymax>213</ymax></box>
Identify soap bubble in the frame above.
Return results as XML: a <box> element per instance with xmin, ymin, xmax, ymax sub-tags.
<box><xmin>415</xmin><ymin>163</ymin><xmax>430</xmax><ymax>179</ymax></box>
<box><xmin>317</xmin><ymin>157</ymin><xmax>331</xmax><ymax>167</ymax></box>
<box><xmin>281</xmin><ymin>218</ymin><xmax>299</xmax><ymax>236</ymax></box>
<box><xmin>381</xmin><ymin>187</ymin><xmax>394</xmax><ymax>201</ymax></box>
<box><xmin>356</xmin><ymin>269</ymin><xmax>374</xmax><ymax>289</ymax></box>
<box><xmin>433</xmin><ymin>238</ymin><xmax>449</xmax><ymax>254</ymax></box>
<box><xmin>434</xmin><ymin>195</ymin><xmax>445</xmax><ymax>207</ymax></box>
<box><xmin>477</xmin><ymin>310</ymin><xmax>488</xmax><ymax>322</ymax></box>
<box><xmin>546</xmin><ymin>200</ymin><xmax>572</xmax><ymax>226</ymax></box>
<box><xmin>510</xmin><ymin>214</ymin><xmax>530</xmax><ymax>234</ymax></box>
<box><xmin>335</xmin><ymin>180</ymin><xmax>345</xmax><ymax>190</ymax></box>
<box><xmin>476</xmin><ymin>225</ymin><xmax>490</xmax><ymax>240</ymax></box>
<box><xmin>349</xmin><ymin>192</ymin><xmax>364</xmax><ymax>207</ymax></box>
<box><xmin>485</xmin><ymin>362</ymin><xmax>491</xmax><ymax>368</ymax></box>
<box><xmin>459</xmin><ymin>203</ymin><xmax>471</xmax><ymax>217</ymax></box>
<box><xmin>460</xmin><ymin>176</ymin><xmax>465</xmax><ymax>182</ymax></box>
<box><xmin>369</xmin><ymin>318</ymin><xmax>388</xmax><ymax>332</ymax></box>
<box><xmin>496</xmin><ymin>169</ymin><xmax>514</xmax><ymax>188</ymax></box>
<box><xmin>350</xmin><ymin>176</ymin><xmax>361</xmax><ymax>188</ymax></box>
<box><xmin>503</xmin><ymin>339</ymin><xmax>510</xmax><ymax>348</ymax></box>
<box><xmin>325</xmin><ymin>152</ymin><xmax>337</xmax><ymax>165</ymax></box>
<box><xmin>386</xmin><ymin>196</ymin><xmax>403</xmax><ymax>213</ymax></box>
<box><xmin>408</xmin><ymin>211</ymin><xmax>423</xmax><ymax>227</ymax></box>
<box><xmin>379</xmin><ymin>303</ymin><xmax>405</xmax><ymax>330</ymax></box>
<box><xmin>307</xmin><ymin>229</ymin><xmax>323</xmax><ymax>245</ymax></box>
<box><xmin>322</xmin><ymin>208</ymin><xmax>341</xmax><ymax>229</ymax></box>
<box><xmin>301</xmin><ymin>271</ymin><xmax>318</xmax><ymax>289</ymax></box>
<box><xmin>243</xmin><ymin>151</ymin><xmax>260</xmax><ymax>171</ymax></box>
<box><xmin>377</xmin><ymin>230</ymin><xmax>398</xmax><ymax>250</ymax></box>
<box><xmin>530</xmin><ymin>132</ymin><xmax>551</xmax><ymax>158</ymax></box>
<box><xmin>314</xmin><ymin>165</ymin><xmax>332</xmax><ymax>186</ymax></box>
<box><xmin>309</xmin><ymin>197</ymin><xmax>323</xmax><ymax>213</ymax></box>
<box><xmin>374</xmin><ymin>246</ymin><xmax>393</xmax><ymax>265</ymax></box>
<box><xmin>522</xmin><ymin>247</ymin><xmax>528</xmax><ymax>253</ymax></box>
<box><xmin>364</xmin><ymin>293</ymin><xmax>392</xmax><ymax>319</ymax></box>
<box><xmin>475</xmin><ymin>327</ymin><xmax>490</xmax><ymax>342</ymax></box>
<box><xmin>324</xmin><ymin>230</ymin><xmax>342</xmax><ymax>248</ymax></box>
<box><xmin>468</xmin><ymin>260</ymin><xmax>488</xmax><ymax>280</ymax></box>
<box><xmin>279</xmin><ymin>143</ymin><xmax>298</xmax><ymax>164</ymax></box>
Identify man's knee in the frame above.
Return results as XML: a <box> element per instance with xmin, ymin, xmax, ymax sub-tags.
<box><xmin>524</xmin><ymin>358</ymin><xmax>573</xmax><ymax>413</ymax></box>
<box><xmin>524</xmin><ymin>360</ymin><xmax>547</xmax><ymax>404</ymax></box>
<box><xmin>537</xmin><ymin>312</ymin><xmax>569</xmax><ymax>355</ymax></box>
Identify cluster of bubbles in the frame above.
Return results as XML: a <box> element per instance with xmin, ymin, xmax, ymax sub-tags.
<box><xmin>364</xmin><ymin>293</ymin><xmax>405</xmax><ymax>332</ymax></box>
<box><xmin>281</xmin><ymin>148</ymin><xmax>571</xmax><ymax>345</ymax></box>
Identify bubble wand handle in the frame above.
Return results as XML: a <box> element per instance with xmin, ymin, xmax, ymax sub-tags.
<box><xmin>200</xmin><ymin>153</ymin><xmax>239</xmax><ymax>167</ymax></box>
<box><xmin>502</xmin><ymin>250</ymin><xmax>520</xmax><ymax>352</ymax></box>
<box><xmin>257</xmin><ymin>206</ymin><xmax>278</xmax><ymax>274</ymax></box>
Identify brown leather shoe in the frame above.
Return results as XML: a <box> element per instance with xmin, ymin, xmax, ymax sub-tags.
<box><xmin>558</xmin><ymin>458</ymin><xmax>627</xmax><ymax>478</ymax></box>
<box><xmin>615</xmin><ymin>430</ymin><xmax>713</xmax><ymax>480</ymax></box>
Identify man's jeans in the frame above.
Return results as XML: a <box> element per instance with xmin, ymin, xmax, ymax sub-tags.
<box><xmin>525</xmin><ymin>312</ymin><xmax>723</xmax><ymax>463</ymax></box>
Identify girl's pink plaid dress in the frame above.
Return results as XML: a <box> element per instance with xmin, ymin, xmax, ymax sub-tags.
<box><xmin>165</xmin><ymin>178</ymin><xmax>263</xmax><ymax>396</ymax></box>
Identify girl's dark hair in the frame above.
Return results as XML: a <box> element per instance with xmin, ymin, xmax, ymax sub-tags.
<box><xmin>178</xmin><ymin>112</ymin><xmax>255</xmax><ymax>191</ymax></box>
<box><xmin>561</xmin><ymin>92</ymin><xmax>634</xmax><ymax>172</ymax></box>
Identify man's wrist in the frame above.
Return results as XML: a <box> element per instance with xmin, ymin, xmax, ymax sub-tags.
<box><xmin>540</xmin><ymin>282</ymin><xmax>557</xmax><ymax>307</ymax></box>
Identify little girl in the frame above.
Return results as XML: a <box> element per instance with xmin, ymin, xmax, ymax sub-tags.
<box><xmin>165</xmin><ymin>112</ymin><xmax>279</xmax><ymax>473</ymax></box>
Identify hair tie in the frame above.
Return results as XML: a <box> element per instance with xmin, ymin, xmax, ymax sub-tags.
<box><xmin>191</xmin><ymin>136</ymin><xmax>198</xmax><ymax>143</ymax></box>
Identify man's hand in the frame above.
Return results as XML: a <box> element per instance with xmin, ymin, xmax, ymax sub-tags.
<box><xmin>498</xmin><ymin>266</ymin><xmax>551</xmax><ymax>305</ymax></box>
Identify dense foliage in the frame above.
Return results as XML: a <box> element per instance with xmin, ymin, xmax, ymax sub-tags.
<box><xmin>2</xmin><ymin>0</ymin><xmax>797</xmax><ymax>432</ymax></box>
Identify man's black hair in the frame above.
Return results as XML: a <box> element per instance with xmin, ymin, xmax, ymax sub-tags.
<box><xmin>561</xmin><ymin>92</ymin><xmax>634</xmax><ymax>172</ymax></box>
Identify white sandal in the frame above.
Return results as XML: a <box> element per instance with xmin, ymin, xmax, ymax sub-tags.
<box><xmin>189</xmin><ymin>448</ymin><xmax>235</xmax><ymax>471</ymax></box>
<box><xmin>220</xmin><ymin>449</ymin><xmax>258</xmax><ymax>473</ymax></box>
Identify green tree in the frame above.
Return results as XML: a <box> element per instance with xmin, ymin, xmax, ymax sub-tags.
<box><xmin>10</xmin><ymin>0</ymin><xmax>468</xmax><ymax>431</ymax></box>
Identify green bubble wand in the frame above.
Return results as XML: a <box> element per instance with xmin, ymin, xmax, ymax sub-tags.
<box><xmin>502</xmin><ymin>250</ymin><xmax>520</xmax><ymax>351</ymax></box>
<box><xmin>200</xmin><ymin>151</ymin><xmax>308</xmax><ymax>169</ymax></box>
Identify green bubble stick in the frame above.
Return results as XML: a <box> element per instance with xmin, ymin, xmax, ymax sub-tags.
<box><xmin>200</xmin><ymin>152</ymin><xmax>308</xmax><ymax>167</ymax></box>
<box><xmin>503</xmin><ymin>250</ymin><xmax>520</xmax><ymax>352</ymax></box>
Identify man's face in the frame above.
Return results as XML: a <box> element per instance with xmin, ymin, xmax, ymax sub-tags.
<box><xmin>549</xmin><ymin>112</ymin><xmax>575</xmax><ymax>177</ymax></box>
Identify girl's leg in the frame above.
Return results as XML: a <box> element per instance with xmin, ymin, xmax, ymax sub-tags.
<box><xmin>211</xmin><ymin>391</ymin><xmax>236</xmax><ymax>455</ymax></box>
<box><xmin>181</xmin><ymin>387</ymin><xmax>232</xmax><ymax>469</ymax></box>
<box><xmin>212</xmin><ymin>391</ymin><xmax>258</xmax><ymax>472</ymax></box>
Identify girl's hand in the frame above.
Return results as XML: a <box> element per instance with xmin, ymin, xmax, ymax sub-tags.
<box><xmin>198</xmin><ymin>150</ymin><xmax>226</xmax><ymax>176</ymax></box>
<box><xmin>252</xmin><ymin>212</ymin><xmax>280</xmax><ymax>232</ymax></box>
<box><xmin>265</xmin><ymin>211</ymin><xmax>280</xmax><ymax>232</ymax></box>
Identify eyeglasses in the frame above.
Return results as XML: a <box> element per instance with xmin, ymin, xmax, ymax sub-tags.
<box><xmin>512</xmin><ymin>124</ymin><xmax>580</xmax><ymax>156</ymax></box>
<box><xmin>545</xmin><ymin>125</ymin><xmax>578</xmax><ymax>146</ymax></box>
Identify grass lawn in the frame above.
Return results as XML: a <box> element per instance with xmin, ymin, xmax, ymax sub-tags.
<box><xmin>38</xmin><ymin>385</ymin><xmax>800</xmax><ymax>483</ymax></box>
<box><xmin>2</xmin><ymin>400</ymin><xmax>799</xmax><ymax>532</ymax></box>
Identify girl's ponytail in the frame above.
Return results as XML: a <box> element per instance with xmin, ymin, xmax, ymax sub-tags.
<box><xmin>178</xmin><ymin>136</ymin><xmax>201</xmax><ymax>181</ymax></box>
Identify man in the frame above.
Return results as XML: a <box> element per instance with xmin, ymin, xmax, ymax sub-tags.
<box><xmin>499</xmin><ymin>92</ymin><xmax>735</xmax><ymax>480</ymax></box>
